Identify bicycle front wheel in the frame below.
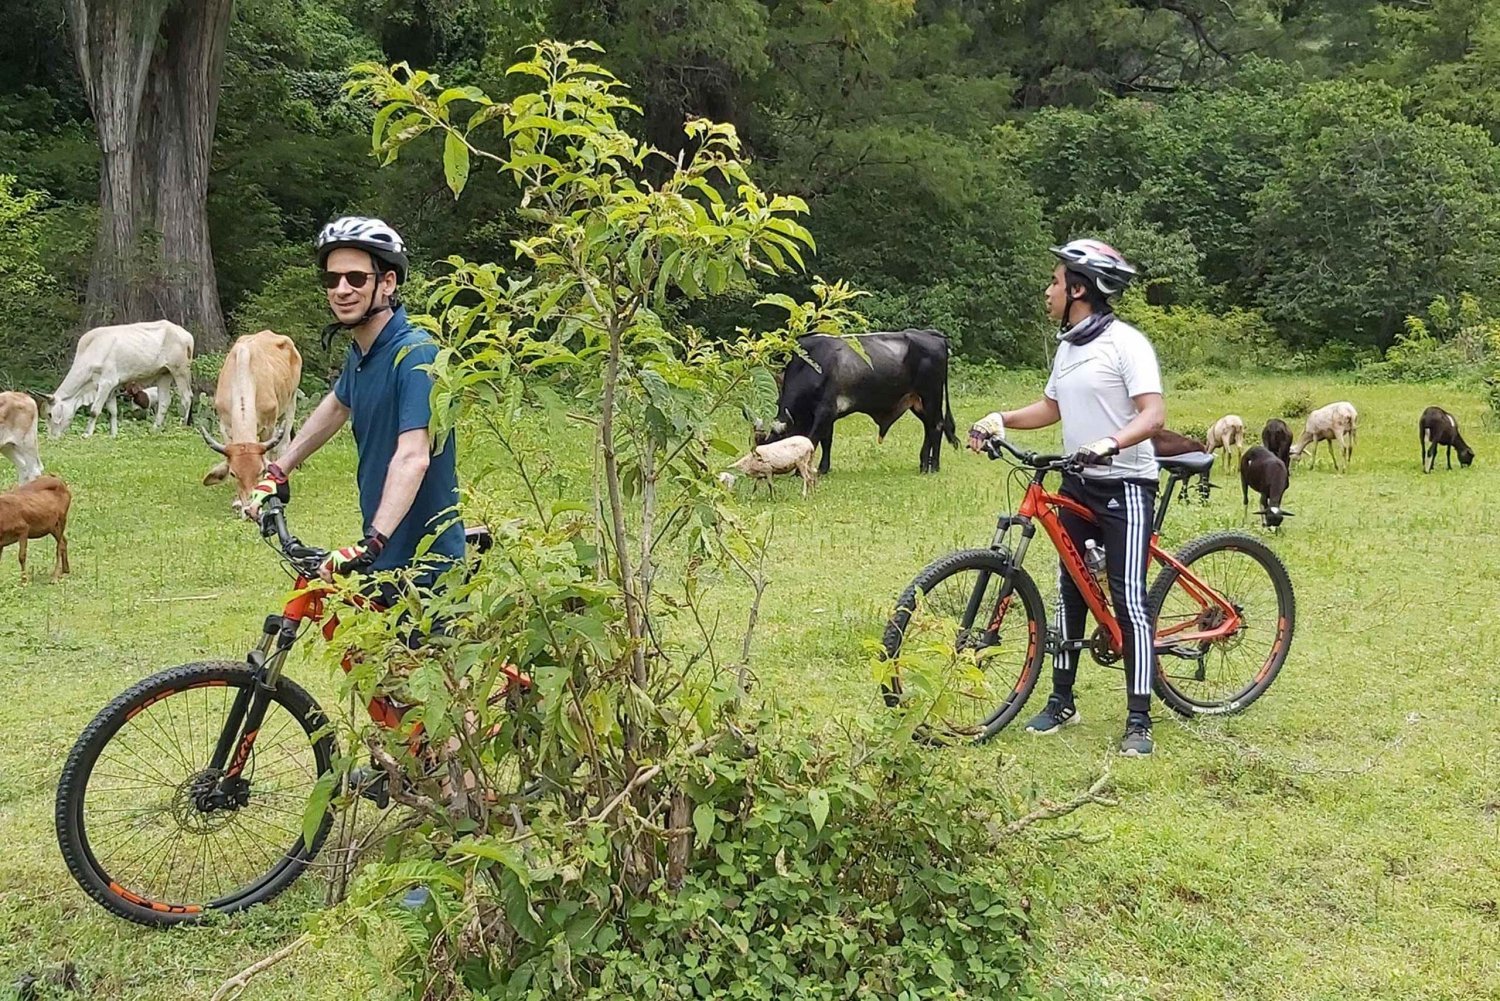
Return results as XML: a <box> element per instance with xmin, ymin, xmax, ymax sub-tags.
<box><xmin>1149</xmin><ymin>532</ymin><xmax>1295</xmax><ymax>717</ymax></box>
<box><xmin>881</xmin><ymin>549</ymin><xmax>1046</xmax><ymax>741</ymax></box>
<box><xmin>55</xmin><ymin>661</ymin><xmax>337</xmax><ymax>926</ymax></box>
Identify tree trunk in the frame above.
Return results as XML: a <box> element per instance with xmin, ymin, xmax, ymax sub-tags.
<box><xmin>63</xmin><ymin>0</ymin><xmax>232</xmax><ymax>352</ymax></box>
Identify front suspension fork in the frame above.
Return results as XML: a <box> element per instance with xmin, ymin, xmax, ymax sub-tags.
<box><xmin>206</xmin><ymin>615</ymin><xmax>296</xmax><ymax>789</ymax></box>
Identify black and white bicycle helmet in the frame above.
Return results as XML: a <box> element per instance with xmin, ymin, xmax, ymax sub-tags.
<box><xmin>1050</xmin><ymin>238</ymin><xmax>1137</xmax><ymax>297</ymax></box>
<box><xmin>316</xmin><ymin>216</ymin><xmax>409</xmax><ymax>283</ymax></box>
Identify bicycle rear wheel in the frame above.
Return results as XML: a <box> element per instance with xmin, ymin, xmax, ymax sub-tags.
<box><xmin>1148</xmin><ymin>532</ymin><xmax>1295</xmax><ymax>717</ymax></box>
<box><xmin>55</xmin><ymin>661</ymin><xmax>336</xmax><ymax>926</ymax></box>
<box><xmin>881</xmin><ymin>549</ymin><xmax>1046</xmax><ymax>741</ymax></box>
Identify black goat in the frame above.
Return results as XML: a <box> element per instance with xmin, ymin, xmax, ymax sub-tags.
<box><xmin>1419</xmin><ymin>406</ymin><xmax>1474</xmax><ymax>472</ymax></box>
<box><xmin>1261</xmin><ymin>418</ymin><xmax>1293</xmax><ymax>471</ymax></box>
<box><xmin>1241</xmin><ymin>445</ymin><xmax>1293</xmax><ymax>529</ymax></box>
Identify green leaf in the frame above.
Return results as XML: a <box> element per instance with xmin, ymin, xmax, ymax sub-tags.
<box><xmin>302</xmin><ymin>772</ymin><xmax>336</xmax><ymax>850</ymax></box>
<box><xmin>444</xmin><ymin>131</ymin><xmax>471</xmax><ymax>198</ymax></box>
<box><xmin>693</xmin><ymin>802</ymin><xmax>716</xmax><ymax>845</ymax></box>
<box><xmin>807</xmin><ymin>788</ymin><xmax>830</xmax><ymax>832</ymax></box>
<box><xmin>451</xmin><ymin>837</ymin><xmax>530</xmax><ymax>882</ymax></box>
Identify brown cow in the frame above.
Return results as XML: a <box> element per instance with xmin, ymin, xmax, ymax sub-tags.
<box><xmin>0</xmin><ymin>475</ymin><xmax>71</xmax><ymax>582</ymax></box>
<box><xmin>201</xmin><ymin>331</ymin><xmax>303</xmax><ymax>515</ymax></box>
<box><xmin>1151</xmin><ymin>428</ymin><xmax>1209</xmax><ymax>457</ymax></box>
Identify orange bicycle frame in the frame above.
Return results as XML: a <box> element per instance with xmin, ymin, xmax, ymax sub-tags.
<box><xmin>1011</xmin><ymin>480</ymin><xmax>1243</xmax><ymax>657</ymax></box>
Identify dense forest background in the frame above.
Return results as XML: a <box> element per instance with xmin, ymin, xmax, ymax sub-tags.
<box><xmin>6</xmin><ymin>0</ymin><xmax>1500</xmax><ymax>387</ymax></box>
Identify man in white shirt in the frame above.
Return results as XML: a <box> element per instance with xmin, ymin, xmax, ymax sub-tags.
<box><xmin>969</xmin><ymin>239</ymin><xmax>1166</xmax><ymax>755</ymax></box>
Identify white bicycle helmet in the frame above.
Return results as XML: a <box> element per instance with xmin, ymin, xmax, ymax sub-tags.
<box><xmin>1050</xmin><ymin>238</ymin><xmax>1137</xmax><ymax>296</ymax></box>
<box><xmin>316</xmin><ymin>216</ymin><xmax>409</xmax><ymax>283</ymax></box>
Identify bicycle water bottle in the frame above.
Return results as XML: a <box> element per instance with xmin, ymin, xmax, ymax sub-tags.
<box><xmin>1084</xmin><ymin>539</ymin><xmax>1110</xmax><ymax>600</ymax></box>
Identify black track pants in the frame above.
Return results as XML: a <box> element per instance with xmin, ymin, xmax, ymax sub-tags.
<box><xmin>1051</xmin><ymin>474</ymin><xmax>1158</xmax><ymax>711</ymax></box>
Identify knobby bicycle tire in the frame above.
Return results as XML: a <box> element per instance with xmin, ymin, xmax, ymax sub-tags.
<box><xmin>882</xmin><ymin>549</ymin><xmax>1046</xmax><ymax>741</ymax></box>
<box><xmin>55</xmin><ymin>661</ymin><xmax>337</xmax><ymax>927</ymax></box>
<box><xmin>1148</xmin><ymin>531</ymin><xmax>1296</xmax><ymax>717</ymax></box>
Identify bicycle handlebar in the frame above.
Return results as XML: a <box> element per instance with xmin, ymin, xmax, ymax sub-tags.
<box><xmin>258</xmin><ymin>498</ymin><xmax>329</xmax><ymax>573</ymax></box>
<box><xmin>981</xmin><ymin>435</ymin><xmax>1113</xmax><ymax>473</ymax></box>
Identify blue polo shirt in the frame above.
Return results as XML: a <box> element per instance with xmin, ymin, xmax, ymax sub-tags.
<box><xmin>333</xmin><ymin>307</ymin><xmax>464</xmax><ymax>580</ymax></box>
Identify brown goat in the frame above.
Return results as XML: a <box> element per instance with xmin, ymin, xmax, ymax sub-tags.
<box><xmin>0</xmin><ymin>475</ymin><xmax>71</xmax><ymax>582</ymax></box>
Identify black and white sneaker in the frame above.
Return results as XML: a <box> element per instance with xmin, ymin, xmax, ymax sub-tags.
<box><xmin>1119</xmin><ymin>713</ymin><xmax>1154</xmax><ymax>757</ymax></box>
<box><xmin>1025</xmin><ymin>694</ymin><xmax>1079</xmax><ymax>735</ymax></box>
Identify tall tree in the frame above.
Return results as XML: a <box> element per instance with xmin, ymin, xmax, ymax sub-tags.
<box><xmin>63</xmin><ymin>0</ymin><xmax>233</xmax><ymax>349</ymax></box>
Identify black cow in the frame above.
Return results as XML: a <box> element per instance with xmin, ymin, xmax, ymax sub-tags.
<box><xmin>757</xmin><ymin>329</ymin><xmax>958</xmax><ymax>474</ymax></box>
<box><xmin>1419</xmin><ymin>405</ymin><xmax>1474</xmax><ymax>472</ymax></box>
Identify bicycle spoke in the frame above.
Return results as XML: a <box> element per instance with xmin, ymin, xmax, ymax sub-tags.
<box><xmin>78</xmin><ymin>676</ymin><xmax>324</xmax><ymax>911</ymax></box>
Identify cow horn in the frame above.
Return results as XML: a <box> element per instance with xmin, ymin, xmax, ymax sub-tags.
<box><xmin>199</xmin><ymin>426</ymin><xmax>228</xmax><ymax>455</ymax></box>
<box><xmin>258</xmin><ymin>423</ymin><xmax>288</xmax><ymax>451</ymax></box>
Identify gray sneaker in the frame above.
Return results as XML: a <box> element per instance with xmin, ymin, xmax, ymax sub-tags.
<box><xmin>1025</xmin><ymin>694</ymin><xmax>1079</xmax><ymax>735</ymax></box>
<box><xmin>1119</xmin><ymin>713</ymin><xmax>1154</xmax><ymax>756</ymax></box>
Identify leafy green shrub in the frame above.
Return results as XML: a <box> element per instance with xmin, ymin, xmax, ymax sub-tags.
<box><xmin>1172</xmin><ymin>369</ymin><xmax>1206</xmax><ymax>391</ymax></box>
<box><xmin>1277</xmin><ymin>391</ymin><xmax>1313</xmax><ymax>420</ymax></box>
<box><xmin>1116</xmin><ymin>294</ymin><xmax>1279</xmax><ymax>371</ymax></box>
<box><xmin>1356</xmin><ymin>299</ymin><xmax>1500</xmax><ymax>384</ymax></box>
<box><xmin>950</xmin><ymin>357</ymin><xmax>1012</xmax><ymax>397</ymax></box>
<box><xmin>349</xmin><ymin>715</ymin><xmax>1047</xmax><ymax>1000</ymax></box>
<box><xmin>0</xmin><ymin>173</ymin><xmax>70</xmax><ymax>388</ymax></box>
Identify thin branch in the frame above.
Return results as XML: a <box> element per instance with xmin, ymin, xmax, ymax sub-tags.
<box><xmin>999</xmin><ymin>771</ymin><xmax>1117</xmax><ymax>837</ymax></box>
<box><xmin>210</xmin><ymin>934</ymin><xmax>311</xmax><ymax>1001</ymax></box>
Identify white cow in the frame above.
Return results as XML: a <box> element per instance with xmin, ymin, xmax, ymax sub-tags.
<box><xmin>0</xmin><ymin>392</ymin><xmax>42</xmax><ymax>484</ymax></box>
<box><xmin>48</xmin><ymin>320</ymin><xmax>195</xmax><ymax>438</ymax></box>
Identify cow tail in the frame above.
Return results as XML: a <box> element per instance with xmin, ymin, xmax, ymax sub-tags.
<box><xmin>942</xmin><ymin>361</ymin><xmax>958</xmax><ymax>448</ymax></box>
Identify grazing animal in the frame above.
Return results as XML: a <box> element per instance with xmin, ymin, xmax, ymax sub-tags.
<box><xmin>1205</xmin><ymin>414</ymin><xmax>1246</xmax><ymax>470</ymax></box>
<box><xmin>1419</xmin><ymin>406</ymin><xmax>1473</xmax><ymax>472</ymax></box>
<box><xmin>1290</xmin><ymin>401</ymin><xmax>1358</xmax><ymax>471</ymax></box>
<box><xmin>0</xmin><ymin>392</ymin><xmax>43</xmax><ymax>484</ymax></box>
<box><xmin>1151</xmin><ymin>428</ymin><xmax>1209</xmax><ymax>457</ymax></box>
<box><xmin>1261</xmin><ymin>418</ymin><xmax>1293</xmax><ymax>470</ymax></box>
<box><xmin>756</xmin><ymin>329</ymin><xmax>957</xmax><ymax>474</ymax></box>
<box><xmin>1240</xmin><ymin>446</ymin><xmax>1292</xmax><ymax>530</ymax></box>
<box><xmin>201</xmin><ymin>331</ymin><xmax>303</xmax><ymax>514</ymax></box>
<box><xmin>719</xmin><ymin>436</ymin><xmax>817</xmax><ymax>497</ymax></box>
<box><xmin>47</xmin><ymin>320</ymin><xmax>195</xmax><ymax>437</ymax></box>
<box><xmin>0</xmin><ymin>475</ymin><xmax>71</xmax><ymax>582</ymax></box>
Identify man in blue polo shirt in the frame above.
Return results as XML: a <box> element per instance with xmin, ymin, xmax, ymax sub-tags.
<box><xmin>247</xmin><ymin>216</ymin><xmax>463</xmax><ymax>595</ymax></box>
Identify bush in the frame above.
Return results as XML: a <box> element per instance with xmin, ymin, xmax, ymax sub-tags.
<box><xmin>1115</xmin><ymin>295</ymin><xmax>1280</xmax><ymax>371</ymax></box>
<box><xmin>1277</xmin><ymin>390</ymin><xmax>1313</xmax><ymax>420</ymax></box>
<box><xmin>351</xmin><ymin>714</ymin><xmax>1048</xmax><ymax>1000</ymax></box>
<box><xmin>1355</xmin><ymin>303</ymin><xmax>1500</xmax><ymax>384</ymax></box>
<box><xmin>1172</xmin><ymin>369</ymin><xmax>1206</xmax><ymax>391</ymax></box>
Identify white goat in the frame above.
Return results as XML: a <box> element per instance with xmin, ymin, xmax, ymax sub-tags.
<box><xmin>1206</xmin><ymin>414</ymin><xmax>1246</xmax><ymax>470</ymax></box>
<box><xmin>718</xmin><ymin>436</ymin><xmax>817</xmax><ymax>497</ymax></box>
<box><xmin>1290</xmin><ymin>401</ymin><xmax>1358</xmax><ymax>471</ymax></box>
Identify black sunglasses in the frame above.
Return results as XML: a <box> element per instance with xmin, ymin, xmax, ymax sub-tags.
<box><xmin>320</xmin><ymin>270</ymin><xmax>381</xmax><ymax>290</ymax></box>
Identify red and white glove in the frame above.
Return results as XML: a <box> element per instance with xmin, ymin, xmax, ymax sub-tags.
<box><xmin>247</xmin><ymin>463</ymin><xmax>289</xmax><ymax>520</ymax></box>
<box><xmin>968</xmin><ymin>412</ymin><xmax>1006</xmax><ymax>453</ymax></box>
<box><xmin>319</xmin><ymin>531</ymin><xmax>386</xmax><ymax>580</ymax></box>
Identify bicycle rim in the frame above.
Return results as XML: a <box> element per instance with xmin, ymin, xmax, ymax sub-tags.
<box><xmin>884</xmin><ymin>552</ymin><xmax>1044</xmax><ymax>740</ymax></box>
<box><xmin>1151</xmin><ymin>534</ymin><xmax>1294</xmax><ymax>714</ymax></box>
<box><xmin>65</xmin><ymin>665</ymin><xmax>332</xmax><ymax>918</ymax></box>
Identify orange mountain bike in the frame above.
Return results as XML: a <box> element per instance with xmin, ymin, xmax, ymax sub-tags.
<box><xmin>881</xmin><ymin>437</ymin><xmax>1295</xmax><ymax>741</ymax></box>
<box><xmin>54</xmin><ymin>499</ymin><xmax>520</xmax><ymax>927</ymax></box>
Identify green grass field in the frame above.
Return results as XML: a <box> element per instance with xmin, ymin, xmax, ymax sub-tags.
<box><xmin>3</xmin><ymin>372</ymin><xmax>1498</xmax><ymax>1000</ymax></box>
